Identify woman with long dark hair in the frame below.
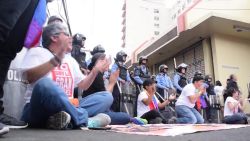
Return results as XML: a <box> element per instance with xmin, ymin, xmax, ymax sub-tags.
<box><xmin>223</xmin><ymin>88</ymin><xmax>247</xmax><ymax>124</ymax></box>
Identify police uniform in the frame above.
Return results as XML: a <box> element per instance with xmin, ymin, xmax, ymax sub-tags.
<box><xmin>110</xmin><ymin>51</ymin><xmax>131</xmax><ymax>113</ymax></box>
<box><xmin>133</xmin><ymin>65</ymin><xmax>151</xmax><ymax>85</ymax></box>
<box><xmin>156</xmin><ymin>73</ymin><xmax>174</xmax><ymax>102</ymax></box>
<box><xmin>71</xmin><ymin>44</ymin><xmax>87</xmax><ymax>69</ymax></box>
<box><xmin>173</xmin><ymin>73</ymin><xmax>188</xmax><ymax>95</ymax></box>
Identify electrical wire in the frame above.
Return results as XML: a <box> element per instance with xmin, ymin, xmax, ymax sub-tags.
<box><xmin>46</xmin><ymin>6</ymin><xmax>51</xmax><ymax>17</ymax></box>
<box><xmin>56</xmin><ymin>0</ymin><xmax>67</xmax><ymax>23</ymax></box>
<box><xmin>62</xmin><ymin>0</ymin><xmax>72</xmax><ymax>36</ymax></box>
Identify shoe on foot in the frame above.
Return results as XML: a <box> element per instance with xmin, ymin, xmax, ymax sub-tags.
<box><xmin>0</xmin><ymin>123</ymin><xmax>9</xmax><ymax>136</ymax></box>
<box><xmin>0</xmin><ymin>114</ymin><xmax>28</xmax><ymax>129</ymax></box>
<box><xmin>131</xmin><ymin>117</ymin><xmax>148</xmax><ymax>125</ymax></box>
<box><xmin>149</xmin><ymin>117</ymin><xmax>163</xmax><ymax>124</ymax></box>
<box><xmin>87</xmin><ymin>113</ymin><xmax>111</xmax><ymax>128</ymax></box>
<box><xmin>46</xmin><ymin>111</ymin><xmax>71</xmax><ymax>130</ymax></box>
<box><xmin>167</xmin><ymin>117</ymin><xmax>177</xmax><ymax>124</ymax></box>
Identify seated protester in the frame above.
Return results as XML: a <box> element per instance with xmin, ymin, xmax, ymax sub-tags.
<box><xmin>137</xmin><ymin>79</ymin><xmax>177</xmax><ymax>124</ymax></box>
<box><xmin>175</xmin><ymin>75</ymin><xmax>205</xmax><ymax>124</ymax></box>
<box><xmin>187</xmin><ymin>71</ymin><xmax>208</xmax><ymax>114</ymax></box>
<box><xmin>82</xmin><ymin>53</ymin><xmax>147</xmax><ymax>125</ymax></box>
<box><xmin>133</xmin><ymin>56</ymin><xmax>151</xmax><ymax>116</ymax></box>
<box><xmin>21</xmin><ymin>23</ymin><xmax>111</xmax><ymax>129</ymax></box>
<box><xmin>225</xmin><ymin>74</ymin><xmax>240</xmax><ymax>104</ymax></box>
<box><xmin>38</xmin><ymin>15</ymin><xmax>63</xmax><ymax>47</ymax></box>
<box><xmin>193</xmin><ymin>71</ymin><xmax>207</xmax><ymax>112</ymax></box>
<box><xmin>223</xmin><ymin>88</ymin><xmax>247</xmax><ymax>124</ymax></box>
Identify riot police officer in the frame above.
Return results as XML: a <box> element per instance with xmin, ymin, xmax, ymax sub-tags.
<box><xmin>86</xmin><ymin>45</ymin><xmax>105</xmax><ymax>67</ymax></box>
<box><xmin>133</xmin><ymin>56</ymin><xmax>151</xmax><ymax>86</ymax></box>
<box><xmin>71</xmin><ymin>33</ymin><xmax>87</xmax><ymax>98</ymax></box>
<box><xmin>205</xmin><ymin>75</ymin><xmax>216</xmax><ymax>122</ymax></box>
<box><xmin>112</xmin><ymin>51</ymin><xmax>131</xmax><ymax>84</ymax></box>
<box><xmin>156</xmin><ymin>64</ymin><xmax>175</xmax><ymax>102</ymax></box>
<box><xmin>71</xmin><ymin>33</ymin><xmax>88</xmax><ymax>74</ymax></box>
<box><xmin>110</xmin><ymin>51</ymin><xmax>132</xmax><ymax>112</ymax></box>
<box><xmin>173</xmin><ymin>63</ymin><xmax>188</xmax><ymax>96</ymax></box>
<box><xmin>133</xmin><ymin>56</ymin><xmax>151</xmax><ymax>116</ymax></box>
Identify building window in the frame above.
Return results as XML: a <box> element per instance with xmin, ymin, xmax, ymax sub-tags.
<box><xmin>154</xmin><ymin>23</ymin><xmax>160</xmax><ymax>28</ymax></box>
<box><xmin>172</xmin><ymin>14</ymin><xmax>176</xmax><ymax>20</ymax></box>
<box><xmin>154</xmin><ymin>31</ymin><xmax>160</xmax><ymax>35</ymax></box>
<box><xmin>182</xmin><ymin>4</ymin><xmax>186</xmax><ymax>10</ymax></box>
<box><xmin>154</xmin><ymin>16</ymin><xmax>159</xmax><ymax>21</ymax></box>
<box><xmin>154</xmin><ymin>9</ymin><xmax>159</xmax><ymax>13</ymax></box>
<box><xmin>187</xmin><ymin>0</ymin><xmax>192</xmax><ymax>4</ymax></box>
<box><xmin>178</xmin><ymin>9</ymin><xmax>181</xmax><ymax>14</ymax></box>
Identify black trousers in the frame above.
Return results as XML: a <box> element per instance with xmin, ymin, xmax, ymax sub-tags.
<box><xmin>0</xmin><ymin>0</ymin><xmax>39</xmax><ymax>113</ymax></box>
<box><xmin>141</xmin><ymin>109</ymin><xmax>167</xmax><ymax>124</ymax></box>
<box><xmin>111</xmin><ymin>84</ymin><xmax>121</xmax><ymax>112</ymax></box>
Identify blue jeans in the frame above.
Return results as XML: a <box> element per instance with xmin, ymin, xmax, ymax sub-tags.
<box><xmin>79</xmin><ymin>91</ymin><xmax>130</xmax><ymax>125</ymax></box>
<box><xmin>176</xmin><ymin>105</ymin><xmax>204</xmax><ymax>124</ymax></box>
<box><xmin>224</xmin><ymin>113</ymin><xmax>248</xmax><ymax>124</ymax></box>
<box><xmin>21</xmin><ymin>78</ymin><xmax>88</xmax><ymax>128</ymax></box>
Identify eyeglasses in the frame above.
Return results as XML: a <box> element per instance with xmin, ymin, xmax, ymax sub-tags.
<box><xmin>54</xmin><ymin>32</ymin><xmax>70</xmax><ymax>37</ymax></box>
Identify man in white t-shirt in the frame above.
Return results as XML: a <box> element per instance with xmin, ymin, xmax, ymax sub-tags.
<box><xmin>175</xmin><ymin>75</ymin><xmax>205</xmax><ymax>124</ymax></box>
<box><xmin>223</xmin><ymin>88</ymin><xmax>247</xmax><ymax>124</ymax></box>
<box><xmin>21</xmin><ymin>23</ymin><xmax>113</xmax><ymax>129</ymax></box>
<box><xmin>137</xmin><ymin>79</ymin><xmax>176</xmax><ymax>124</ymax></box>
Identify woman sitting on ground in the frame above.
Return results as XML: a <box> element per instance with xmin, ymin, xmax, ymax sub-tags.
<box><xmin>223</xmin><ymin>88</ymin><xmax>248</xmax><ymax>124</ymax></box>
<box><xmin>137</xmin><ymin>79</ymin><xmax>177</xmax><ymax>124</ymax></box>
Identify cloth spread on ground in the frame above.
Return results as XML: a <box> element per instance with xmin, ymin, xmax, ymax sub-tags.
<box><xmin>81</xmin><ymin>124</ymin><xmax>250</xmax><ymax>137</ymax></box>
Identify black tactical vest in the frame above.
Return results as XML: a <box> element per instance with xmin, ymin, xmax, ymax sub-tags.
<box><xmin>177</xmin><ymin>74</ymin><xmax>188</xmax><ymax>94</ymax></box>
<box><xmin>138</xmin><ymin>66</ymin><xmax>150</xmax><ymax>78</ymax></box>
<box><xmin>178</xmin><ymin>75</ymin><xmax>187</xmax><ymax>88</ymax></box>
<box><xmin>71</xmin><ymin>45</ymin><xmax>87</xmax><ymax>69</ymax></box>
<box><xmin>119</xmin><ymin>65</ymin><xmax>128</xmax><ymax>81</ymax></box>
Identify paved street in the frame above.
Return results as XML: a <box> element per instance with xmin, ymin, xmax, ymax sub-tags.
<box><xmin>1</xmin><ymin>126</ymin><xmax>250</xmax><ymax>141</ymax></box>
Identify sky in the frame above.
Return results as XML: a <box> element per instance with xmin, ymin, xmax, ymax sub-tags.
<box><xmin>47</xmin><ymin>0</ymin><xmax>176</xmax><ymax>60</ymax></box>
<box><xmin>47</xmin><ymin>0</ymin><xmax>124</xmax><ymax>59</ymax></box>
